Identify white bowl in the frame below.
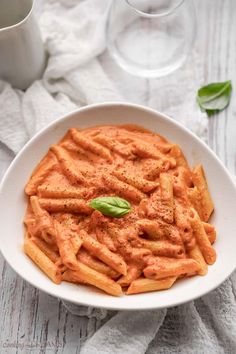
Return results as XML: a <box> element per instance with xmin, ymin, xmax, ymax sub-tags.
<box><xmin>0</xmin><ymin>102</ymin><xmax>236</xmax><ymax>311</ymax></box>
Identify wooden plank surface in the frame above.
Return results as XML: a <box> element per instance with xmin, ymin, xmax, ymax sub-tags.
<box><xmin>0</xmin><ymin>0</ymin><xmax>235</xmax><ymax>353</ymax></box>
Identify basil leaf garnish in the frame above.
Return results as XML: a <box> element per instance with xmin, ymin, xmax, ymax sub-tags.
<box><xmin>89</xmin><ymin>196</ymin><xmax>131</xmax><ymax>218</ymax></box>
<box><xmin>197</xmin><ymin>80</ymin><xmax>232</xmax><ymax>116</ymax></box>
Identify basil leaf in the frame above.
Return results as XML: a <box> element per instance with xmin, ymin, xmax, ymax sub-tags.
<box><xmin>197</xmin><ymin>80</ymin><xmax>232</xmax><ymax>116</ymax></box>
<box><xmin>89</xmin><ymin>196</ymin><xmax>131</xmax><ymax>218</ymax></box>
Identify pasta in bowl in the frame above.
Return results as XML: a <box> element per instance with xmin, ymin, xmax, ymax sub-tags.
<box><xmin>0</xmin><ymin>102</ymin><xmax>235</xmax><ymax>310</ymax></box>
<box><xmin>23</xmin><ymin>124</ymin><xmax>217</xmax><ymax>296</ymax></box>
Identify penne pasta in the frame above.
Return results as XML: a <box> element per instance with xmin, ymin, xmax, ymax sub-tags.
<box><xmin>172</xmin><ymin>166</ymin><xmax>192</xmax><ymax>199</ymax></box>
<box><xmin>113</xmin><ymin>169</ymin><xmax>158</xmax><ymax>193</ymax></box>
<box><xmin>50</xmin><ymin>145</ymin><xmax>86</xmax><ymax>185</ymax></box>
<box><xmin>62</xmin><ymin>269</ymin><xmax>86</xmax><ymax>284</ymax></box>
<box><xmin>79</xmin><ymin>230</ymin><xmax>127</xmax><ymax>275</ymax></box>
<box><xmin>117</xmin><ymin>264</ymin><xmax>142</xmax><ymax>287</ymax></box>
<box><xmin>143</xmin><ymin>159</ymin><xmax>176</xmax><ymax>180</ymax></box>
<box><xmin>188</xmin><ymin>244</ymin><xmax>208</xmax><ymax>275</ymax></box>
<box><xmin>38</xmin><ymin>184</ymin><xmax>94</xmax><ymax>199</ymax></box>
<box><xmin>70</xmin><ymin>234</ymin><xmax>83</xmax><ymax>255</ymax></box>
<box><xmin>55</xmin><ymin>260</ymin><xmax>67</xmax><ymax>274</ymax></box>
<box><xmin>70</xmin><ymin>128</ymin><xmax>112</xmax><ymax>161</ymax></box>
<box><xmin>93</xmin><ymin>134</ymin><xmax>134</xmax><ymax>159</ymax></box>
<box><xmin>137</xmin><ymin>238</ymin><xmax>184</xmax><ymax>258</ymax></box>
<box><xmin>152</xmin><ymin>142</ymin><xmax>174</xmax><ymax>153</ymax></box>
<box><xmin>31</xmin><ymin>236</ymin><xmax>59</xmax><ymax>263</ymax></box>
<box><xmin>162</xmin><ymin>224</ymin><xmax>183</xmax><ymax>245</ymax></box>
<box><xmin>127</xmin><ymin>276</ymin><xmax>177</xmax><ymax>295</ymax></box>
<box><xmin>54</xmin><ymin>220</ymin><xmax>80</xmax><ymax>270</ymax></box>
<box><xmin>96</xmin><ymin>227</ymin><xmax>116</xmax><ymax>252</ymax></box>
<box><xmin>188</xmin><ymin>208</ymin><xmax>216</xmax><ymax>265</ymax></box>
<box><xmin>144</xmin><ymin>258</ymin><xmax>200</xmax><ymax>280</ymax></box>
<box><xmin>169</xmin><ymin>145</ymin><xmax>189</xmax><ymax>168</ymax></box>
<box><xmin>174</xmin><ymin>200</ymin><xmax>193</xmax><ymax>244</ymax></box>
<box><xmin>23</xmin><ymin>124</ymin><xmax>217</xmax><ymax>296</ymax></box>
<box><xmin>192</xmin><ymin>164</ymin><xmax>214</xmax><ymax>222</ymax></box>
<box><xmin>137</xmin><ymin>219</ymin><xmax>163</xmax><ymax>240</ymax></box>
<box><xmin>159</xmin><ymin>173</ymin><xmax>174</xmax><ymax>223</ymax></box>
<box><xmin>137</xmin><ymin>219</ymin><xmax>182</xmax><ymax>246</ymax></box>
<box><xmin>64</xmin><ymin>262</ymin><xmax>122</xmax><ymax>296</ymax></box>
<box><xmin>24</xmin><ymin>235</ymin><xmax>61</xmax><ymax>284</ymax></box>
<box><xmin>25</xmin><ymin>153</ymin><xmax>57</xmax><ymax>196</ymax></box>
<box><xmin>187</xmin><ymin>186</ymin><xmax>203</xmax><ymax>219</ymax></box>
<box><xmin>132</xmin><ymin>141</ymin><xmax>164</xmax><ymax>160</ymax></box>
<box><xmin>77</xmin><ymin>249</ymin><xmax>120</xmax><ymax>279</ymax></box>
<box><xmin>30</xmin><ymin>196</ymin><xmax>56</xmax><ymax>244</ymax></box>
<box><xmin>39</xmin><ymin>198</ymin><xmax>92</xmax><ymax>214</ymax></box>
<box><xmin>203</xmin><ymin>222</ymin><xmax>216</xmax><ymax>244</ymax></box>
<box><xmin>102</xmin><ymin>173</ymin><xmax>146</xmax><ymax>202</ymax></box>
<box><xmin>146</xmin><ymin>186</ymin><xmax>174</xmax><ymax>224</ymax></box>
<box><xmin>130</xmin><ymin>248</ymin><xmax>152</xmax><ymax>261</ymax></box>
<box><xmin>24</xmin><ymin>217</ymin><xmax>40</xmax><ymax>238</ymax></box>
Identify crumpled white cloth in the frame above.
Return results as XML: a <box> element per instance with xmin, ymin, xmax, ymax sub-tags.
<box><xmin>0</xmin><ymin>1</ymin><xmax>235</xmax><ymax>354</ymax></box>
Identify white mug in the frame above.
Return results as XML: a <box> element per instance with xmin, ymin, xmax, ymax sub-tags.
<box><xmin>0</xmin><ymin>0</ymin><xmax>46</xmax><ymax>90</ymax></box>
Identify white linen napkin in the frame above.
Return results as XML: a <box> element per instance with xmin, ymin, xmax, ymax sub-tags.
<box><xmin>0</xmin><ymin>1</ymin><xmax>235</xmax><ymax>353</ymax></box>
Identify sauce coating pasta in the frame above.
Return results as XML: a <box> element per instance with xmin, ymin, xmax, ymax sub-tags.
<box><xmin>23</xmin><ymin>125</ymin><xmax>216</xmax><ymax>296</ymax></box>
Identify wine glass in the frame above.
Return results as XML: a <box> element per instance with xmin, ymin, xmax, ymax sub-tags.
<box><xmin>106</xmin><ymin>0</ymin><xmax>196</xmax><ymax>78</ymax></box>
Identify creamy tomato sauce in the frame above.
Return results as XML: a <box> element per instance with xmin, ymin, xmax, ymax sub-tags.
<box><xmin>23</xmin><ymin>125</ymin><xmax>216</xmax><ymax>295</ymax></box>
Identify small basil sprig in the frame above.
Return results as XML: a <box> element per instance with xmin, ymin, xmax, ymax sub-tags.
<box><xmin>197</xmin><ymin>80</ymin><xmax>232</xmax><ymax>116</ymax></box>
<box><xmin>89</xmin><ymin>196</ymin><xmax>131</xmax><ymax>218</ymax></box>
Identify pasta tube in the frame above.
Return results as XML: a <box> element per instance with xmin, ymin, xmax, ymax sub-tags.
<box><xmin>79</xmin><ymin>230</ymin><xmax>127</xmax><ymax>275</ymax></box>
<box><xmin>63</xmin><ymin>262</ymin><xmax>122</xmax><ymax>296</ymax></box>
<box><xmin>24</xmin><ymin>235</ymin><xmax>61</xmax><ymax>284</ymax></box>
<box><xmin>77</xmin><ymin>249</ymin><xmax>119</xmax><ymax>279</ymax></box>
<box><xmin>117</xmin><ymin>265</ymin><xmax>142</xmax><ymax>287</ymax></box>
<box><xmin>144</xmin><ymin>258</ymin><xmax>200</xmax><ymax>280</ymax></box>
<box><xmin>137</xmin><ymin>238</ymin><xmax>184</xmax><ymax>258</ymax></box>
<box><xmin>25</xmin><ymin>153</ymin><xmax>57</xmax><ymax>195</ymax></box>
<box><xmin>188</xmin><ymin>208</ymin><xmax>216</xmax><ymax>264</ymax></box>
<box><xmin>188</xmin><ymin>244</ymin><xmax>208</xmax><ymax>275</ymax></box>
<box><xmin>70</xmin><ymin>128</ymin><xmax>112</xmax><ymax>161</ymax></box>
<box><xmin>192</xmin><ymin>164</ymin><xmax>214</xmax><ymax>222</ymax></box>
<box><xmin>113</xmin><ymin>169</ymin><xmax>158</xmax><ymax>193</ymax></box>
<box><xmin>51</xmin><ymin>145</ymin><xmax>86</xmax><ymax>185</ymax></box>
<box><xmin>127</xmin><ymin>277</ymin><xmax>177</xmax><ymax>295</ymax></box>
<box><xmin>102</xmin><ymin>174</ymin><xmax>146</xmax><ymax>202</ymax></box>
<box><xmin>39</xmin><ymin>198</ymin><xmax>92</xmax><ymax>214</ymax></box>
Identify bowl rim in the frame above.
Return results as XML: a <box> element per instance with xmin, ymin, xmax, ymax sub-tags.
<box><xmin>0</xmin><ymin>101</ymin><xmax>236</xmax><ymax>311</ymax></box>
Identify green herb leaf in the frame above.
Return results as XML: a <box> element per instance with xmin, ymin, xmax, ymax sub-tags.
<box><xmin>197</xmin><ymin>80</ymin><xmax>232</xmax><ymax>116</ymax></box>
<box><xmin>89</xmin><ymin>196</ymin><xmax>131</xmax><ymax>218</ymax></box>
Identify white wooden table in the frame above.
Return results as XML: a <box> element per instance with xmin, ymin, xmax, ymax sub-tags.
<box><xmin>0</xmin><ymin>1</ymin><xmax>235</xmax><ymax>352</ymax></box>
